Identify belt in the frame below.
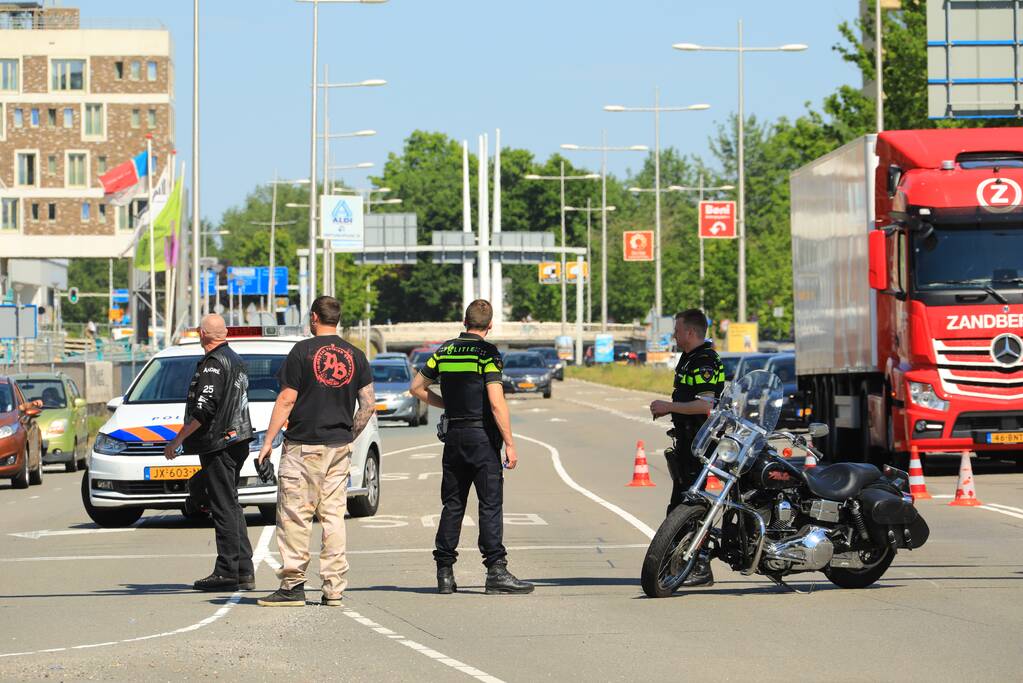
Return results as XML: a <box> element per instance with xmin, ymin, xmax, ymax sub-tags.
<box><xmin>447</xmin><ymin>418</ymin><xmax>485</xmax><ymax>430</ymax></box>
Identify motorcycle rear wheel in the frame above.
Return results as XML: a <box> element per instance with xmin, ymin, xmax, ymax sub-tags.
<box><xmin>824</xmin><ymin>546</ymin><xmax>896</xmax><ymax>589</ymax></box>
<box><xmin>641</xmin><ymin>504</ymin><xmax>707</xmax><ymax>598</ymax></box>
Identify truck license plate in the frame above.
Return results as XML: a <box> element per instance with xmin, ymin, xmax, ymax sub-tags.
<box><xmin>145</xmin><ymin>465</ymin><xmax>201</xmax><ymax>481</ymax></box>
<box><xmin>987</xmin><ymin>432</ymin><xmax>1023</xmax><ymax>444</ymax></box>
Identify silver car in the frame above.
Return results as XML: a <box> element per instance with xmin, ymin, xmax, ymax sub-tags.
<box><xmin>372</xmin><ymin>359</ymin><xmax>428</xmax><ymax>427</ymax></box>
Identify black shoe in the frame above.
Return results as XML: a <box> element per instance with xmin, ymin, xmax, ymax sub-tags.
<box><xmin>256</xmin><ymin>584</ymin><xmax>306</xmax><ymax>607</ymax></box>
<box><xmin>238</xmin><ymin>575</ymin><xmax>255</xmax><ymax>591</ymax></box>
<box><xmin>437</xmin><ymin>566</ymin><xmax>457</xmax><ymax>594</ymax></box>
<box><xmin>193</xmin><ymin>573</ymin><xmax>239</xmax><ymax>592</ymax></box>
<box><xmin>682</xmin><ymin>559</ymin><xmax>714</xmax><ymax>588</ymax></box>
<box><xmin>320</xmin><ymin>595</ymin><xmax>343</xmax><ymax>607</ymax></box>
<box><xmin>485</xmin><ymin>563</ymin><xmax>534</xmax><ymax>595</ymax></box>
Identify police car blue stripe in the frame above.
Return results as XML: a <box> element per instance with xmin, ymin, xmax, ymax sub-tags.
<box><xmin>148</xmin><ymin>425</ymin><xmax>179</xmax><ymax>440</ymax></box>
<box><xmin>109</xmin><ymin>429</ymin><xmax>144</xmax><ymax>442</ymax></box>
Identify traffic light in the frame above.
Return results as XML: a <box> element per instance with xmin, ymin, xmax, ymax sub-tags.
<box><xmin>68</xmin><ymin>287</ymin><xmax>79</xmax><ymax>304</ymax></box>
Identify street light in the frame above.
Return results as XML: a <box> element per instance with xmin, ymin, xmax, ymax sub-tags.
<box><xmin>564</xmin><ymin>202</ymin><xmax>616</xmax><ymax>326</ymax></box>
<box><xmin>296</xmin><ymin>0</ymin><xmax>388</xmax><ymax>316</ymax></box>
<box><xmin>525</xmin><ymin>166</ymin><xmax>601</xmax><ymax>334</ymax></box>
<box><xmin>605</xmin><ymin>96</ymin><xmax>710</xmax><ymax>319</ymax></box>
<box><xmin>561</xmin><ymin>135</ymin><xmax>649</xmax><ymax>330</ymax></box>
<box><xmin>255</xmin><ymin>176</ymin><xmax>308</xmax><ymax>316</ymax></box>
<box><xmin>673</xmin><ymin>22</ymin><xmax>807</xmax><ymax>322</ymax></box>
<box><xmin>318</xmin><ymin>129</ymin><xmax>377</xmax><ymax>139</ymax></box>
<box><xmin>329</xmin><ymin>162</ymin><xmax>375</xmax><ymax>171</ymax></box>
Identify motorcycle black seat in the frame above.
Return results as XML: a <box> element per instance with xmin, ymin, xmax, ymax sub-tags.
<box><xmin>803</xmin><ymin>462</ymin><xmax>881</xmax><ymax>501</ymax></box>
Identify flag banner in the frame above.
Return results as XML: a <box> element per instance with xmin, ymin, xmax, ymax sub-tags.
<box><xmin>118</xmin><ymin>162</ymin><xmax>170</xmax><ymax>257</ymax></box>
<box><xmin>99</xmin><ymin>150</ymin><xmax>151</xmax><ymax>195</ymax></box>
<box><xmin>135</xmin><ymin>176</ymin><xmax>182</xmax><ymax>272</ymax></box>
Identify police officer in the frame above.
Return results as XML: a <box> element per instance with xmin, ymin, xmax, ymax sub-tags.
<box><xmin>164</xmin><ymin>314</ymin><xmax>255</xmax><ymax>592</ymax></box>
<box><xmin>649</xmin><ymin>308</ymin><xmax>725</xmax><ymax>586</ymax></box>
<box><xmin>410</xmin><ymin>299</ymin><xmax>534</xmax><ymax>595</ymax></box>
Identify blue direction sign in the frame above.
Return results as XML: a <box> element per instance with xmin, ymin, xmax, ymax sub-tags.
<box><xmin>201</xmin><ymin>271</ymin><xmax>218</xmax><ymax>296</ymax></box>
<box><xmin>227</xmin><ymin>267</ymin><xmax>288</xmax><ymax>296</ymax></box>
<box><xmin>112</xmin><ymin>289</ymin><xmax>129</xmax><ymax>304</ymax></box>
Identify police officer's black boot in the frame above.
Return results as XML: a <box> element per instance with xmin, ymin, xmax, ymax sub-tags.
<box><xmin>485</xmin><ymin>562</ymin><xmax>534</xmax><ymax>595</ymax></box>
<box><xmin>682</xmin><ymin>555</ymin><xmax>714</xmax><ymax>588</ymax></box>
<box><xmin>437</xmin><ymin>565</ymin><xmax>457</xmax><ymax>594</ymax></box>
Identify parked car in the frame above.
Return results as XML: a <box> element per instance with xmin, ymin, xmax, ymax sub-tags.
<box><xmin>11</xmin><ymin>372</ymin><xmax>89</xmax><ymax>472</ymax></box>
<box><xmin>764</xmin><ymin>353</ymin><xmax>809</xmax><ymax>429</ymax></box>
<box><xmin>0</xmin><ymin>377</ymin><xmax>45</xmax><ymax>489</ymax></box>
<box><xmin>733</xmin><ymin>352</ymin><xmax>774</xmax><ymax>379</ymax></box>
<box><xmin>582</xmin><ymin>343</ymin><xmax>639</xmax><ymax>366</ymax></box>
<box><xmin>372</xmin><ymin>358</ymin><xmax>428</xmax><ymax>427</ymax></box>
<box><xmin>501</xmin><ymin>352</ymin><xmax>553</xmax><ymax>398</ymax></box>
<box><xmin>409</xmin><ymin>345</ymin><xmax>440</xmax><ymax>372</ymax></box>
<box><xmin>373</xmin><ymin>352</ymin><xmax>408</xmax><ymax>361</ymax></box>
<box><xmin>718</xmin><ymin>353</ymin><xmax>749</xmax><ymax>381</ymax></box>
<box><xmin>527</xmin><ymin>346</ymin><xmax>565</xmax><ymax>381</ymax></box>
<box><xmin>84</xmin><ymin>327</ymin><xmax>382</xmax><ymax>527</ymax></box>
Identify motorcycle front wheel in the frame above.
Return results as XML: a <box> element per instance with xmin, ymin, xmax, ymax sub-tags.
<box><xmin>641</xmin><ymin>504</ymin><xmax>708</xmax><ymax>598</ymax></box>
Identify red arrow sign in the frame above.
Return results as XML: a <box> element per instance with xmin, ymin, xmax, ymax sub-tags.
<box><xmin>699</xmin><ymin>201</ymin><xmax>736</xmax><ymax>239</ymax></box>
<box><xmin>623</xmin><ymin>230</ymin><xmax>654</xmax><ymax>261</ymax></box>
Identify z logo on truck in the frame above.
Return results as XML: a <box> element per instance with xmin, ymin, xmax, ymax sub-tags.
<box><xmin>991</xmin><ymin>334</ymin><xmax>1023</xmax><ymax>367</ymax></box>
<box><xmin>977</xmin><ymin>178</ymin><xmax>1022</xmax><ymax>214</ymax></box>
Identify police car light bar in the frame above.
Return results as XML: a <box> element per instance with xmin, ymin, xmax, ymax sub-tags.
<box><xmin>225</xmin><ymin>325</ymin><xmax>304</xmax><ymax>339</ymax></box>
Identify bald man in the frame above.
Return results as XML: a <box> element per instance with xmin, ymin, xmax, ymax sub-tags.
<box><xmin>165</xmin><ymin>314</ymin><xmax>255</xmax><ymax>592</ymax></box>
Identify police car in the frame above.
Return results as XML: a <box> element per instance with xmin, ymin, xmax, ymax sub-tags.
<box><xmin>82</xmin><ymin>326</ymin><xmax>382</xmax><ymax>527</ymax></box>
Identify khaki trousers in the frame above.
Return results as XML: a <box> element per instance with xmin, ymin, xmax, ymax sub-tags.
<box><xmin>276</xmin><ymin>441</ymin><xmax>351</xmax><ymax>599</ymax></box>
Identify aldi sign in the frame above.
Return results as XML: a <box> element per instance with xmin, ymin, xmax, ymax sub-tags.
<box><xmin>321</xmin><ymin>194</ymin><xmax>364</xmax><ymax>251</ymax></box>
<box><xmin>699</xmin><ymin>201</ymin><xmax>736</xmax><ymax>239</ymax></box>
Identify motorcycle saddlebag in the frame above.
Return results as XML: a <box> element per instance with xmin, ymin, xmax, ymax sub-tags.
<box><xmin>859</xmin><ymin>487</ymin><xmax>929</xmax><ymax>550</ymax></box>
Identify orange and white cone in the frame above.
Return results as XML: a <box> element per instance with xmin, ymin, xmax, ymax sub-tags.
<box><xmin>803</xmin><ymin>450</ymin><xmax>818</xmax><ymax>469</ymax></box>
<box><xmin>950</xmin><ymin>450</ymin><xmax>982</xmax><ymax>507</ymax></box>
<box><xmin>704</xmin><ymin>472</ymin><xmax>724</xmax><ymax>492</ymax></box>
<box><xmin>908</xmin><ymin>446</ymin><xmax>932</xmax><ymax>501</ymax></box>
<box><xmin>626</xmin><ymin>440</ymin><xmax>655</xmax><ymax>487</ymax></box>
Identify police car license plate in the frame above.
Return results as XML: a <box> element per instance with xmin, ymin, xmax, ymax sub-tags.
<box><xmin>987</xmin><ymin>432</ymin><xmax>1023</xmax><ymax>444</ymax></box>
<box><xmin>145</xmin><ymin>465</ymin><xmax>201</xmax><ymax>481</ymax></box>
<box><xmin>518</xmin><ymin>381</ymin><xmax>535</xmax><ymax>389</ymax></box>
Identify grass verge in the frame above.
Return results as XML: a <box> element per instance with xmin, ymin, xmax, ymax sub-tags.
<box><xmin>88</xmin><ymin>414</ymin><xmax>107</xmax><ymax>438</ymax></box>
<box><xmin>566</xmin><ymin>364</ymin><xmax>674</xmax><ymax>394</ymax></box>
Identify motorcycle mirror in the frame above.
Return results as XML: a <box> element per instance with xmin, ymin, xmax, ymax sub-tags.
<box><xmin>807</xmin><ymin>422</ymin><xmax>829</xmax><ymax>439</ymax></box>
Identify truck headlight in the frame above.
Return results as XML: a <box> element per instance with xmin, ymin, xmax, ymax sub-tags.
<box><xmin>47</xmin><ymin>419</ymin><xmax>68</xmax><ymax>436</ymax></box>
<box><xmin>93</xmin><ymin>433</ymin><xmax>127</xmax><ymax>455</ymax></box>
<box><xmin>908</xmin><ymin>382</ymin><xmax>949</xmax><ymax>412</ymax></box>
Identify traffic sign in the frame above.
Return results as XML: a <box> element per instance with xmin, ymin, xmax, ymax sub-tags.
<box><xmin>538</xmin><ymin>261</ymin><xmax>561</xmax><ymax>284</ymax></box>
<box><xmin>565</xmin><ymin>260</ymin><xmax>589</xmax><ymax>282</ymax></box>
<box><xmin>699</xmin><ymin>201</ymin><xmax>736</xmax><ymax>239</ymax></box>
<box><xmin>68</xmin><ymin>287</ymin><xmax>79</xmax><ymax>304</ymax></box>
<box><xmin>623</xmin><ymin>230</ymin><xmax>654</xmax><ymax>261</ymax></box>
<box><xmin>227</xmin><ymin>267</ymin><xmax>288</xmax><ymax>296</ymax></box>
<box><xmin>112</xmin><ymin>289</ymin><xmax>129</xmax><ymax>304</ymax></box>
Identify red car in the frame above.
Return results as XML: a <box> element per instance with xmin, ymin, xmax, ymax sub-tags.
<box><xmin>0</xmin><ymin>377</ymin><xmax>45</xmax><ymax>489</ymax></box>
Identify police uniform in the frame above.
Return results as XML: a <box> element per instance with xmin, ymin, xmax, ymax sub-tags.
<box><xmin>664</xmin><ymin>341</ymin><xmax>725</xmax><ymax>515</ymax></box>
<box><xmin>419</xmin><ymin>332</ymin><xmax>507</xmax><ymax>569</ymax></box>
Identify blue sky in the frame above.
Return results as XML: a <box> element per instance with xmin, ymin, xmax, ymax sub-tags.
<box><xmin>83</xmin><ymin>0</ymin><xmax>862</xmax><ymax>222</ymax></box>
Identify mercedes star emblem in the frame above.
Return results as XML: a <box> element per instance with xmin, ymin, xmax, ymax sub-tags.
<box><xmin>991</xmin><ymin>333</ymin><xmax>1023</xmax><ymax>367</ymax></box>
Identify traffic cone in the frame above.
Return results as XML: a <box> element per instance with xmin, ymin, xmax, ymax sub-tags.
<box><xmin>704</xmin><ymin>472</ymin><xmax>724</xmax><ymax>492</ymax></box>
<box><xmin>907</xmin><ymin>446</ymin><xmax>932</xmax><ymax>501</ymax></box>
<box><xmin>803</xmin><ymin>450</ymin><xmax>818</xmax><ymax>469</ymax></box>
<box><xmin>626</xmin><ymin>440</ymin><xmax>655</xmax><ymax>487</ymax></box>
<box><xmin>949</xmin><ymin>450</ymin><xmax>983</xmax><ymax>507</ymax></box>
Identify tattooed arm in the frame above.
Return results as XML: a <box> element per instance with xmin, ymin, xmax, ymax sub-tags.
<box><xmin>352</xmin><ymin>382</ymin><xmax>376</xmax><ymax>440</ymax></box>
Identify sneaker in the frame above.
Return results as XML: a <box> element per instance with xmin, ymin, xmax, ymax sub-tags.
<box><xmin>437</xmin><ymin>566</ymin><xmax>457</xmax><ymax>595</ymax></box>
<box><xmin>256</xmin><ymin>584</ymin><xmax>306</xmax><ymax>607</ymax></box>
<box><xmin>682</xmin><ymin>559</ymin><xmax>714</xmax><ymax>588</ymax></box>
<box><xmin>238</xmin><ymin>575</ymin><xmax>256</xmax><ymax>591</ymax></box>
<box><xmin>320</xmin><ymin>595</ymin><xmax>343</xmax><ymax>607</ymax></box>
<box><xmin>193</xmin><ymin>573</ymin><xmax>239</xmax><ymax>592</ymax></box>
<box><xmin>484</xmin><ymin>563</ymin><xmax>534</xmax><ymax>595</ymax></box>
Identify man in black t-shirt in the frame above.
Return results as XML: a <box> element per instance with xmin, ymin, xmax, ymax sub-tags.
<box><xmin>256</xmin><ymin>296</ymin><xmax>375</xmax><ymax>607</ymax></box>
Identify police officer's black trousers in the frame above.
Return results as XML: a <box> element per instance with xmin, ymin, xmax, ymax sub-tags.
<box><xmin>665</xmin><ymin>437</ymin><xmax>703</xmax><ymax>517</ymax></box>
<box><xmin>433</xmin><ymin>427</ymin><xmax>507</xmax><ymax>569</ymax></box>
<box><xmin>199</xmin><ymin>442</ymin><xmax>254</xmax><ymax>579</ymax></box>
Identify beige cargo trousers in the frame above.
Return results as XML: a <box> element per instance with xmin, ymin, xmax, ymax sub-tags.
<box><xmin>275</xmin><ymin>441</ymin><xmax>351</xmax><ymax>600</ymax></box>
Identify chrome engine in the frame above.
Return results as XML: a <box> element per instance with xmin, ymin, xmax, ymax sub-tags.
<box><xmin>763</xmin><ymin>526</ymin><xmax>834</xmax><ymax>572</ymax></box>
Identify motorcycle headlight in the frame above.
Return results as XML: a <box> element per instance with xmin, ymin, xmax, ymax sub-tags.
<box><xmin>908</xmin><ymin>382</ymin><xmax>949</xmax><ymax>412</ymax></box>
<box><xmin>0</xmin><ymin>424</ymin><xmax>15</xmax><ymax>440</ymax></box>
<box><xmin>713</xmin><ymin>437</ymin><xmax>741</xmax><ymax>464</ymax></box>
<box><xmin>47</xmin><ymin>419</ymin><xmax>68</xmax><ymax>436</ymax></box>
<box><xmin>93</xmin><ymin>432</ymin><xmax>127</xmax><ymax>455</ymax></box>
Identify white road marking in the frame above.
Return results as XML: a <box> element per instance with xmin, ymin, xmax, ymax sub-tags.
<box><xmin>29</xmin><ymin>495</ymin><xmax>39</xmax><ymax>499</ymax></box>
<box><xmin>409</xmin><ymin>453</ymin><xmax>437</xmax><ymax>460</ymax></box>
<box><xmin>342</xmin><ymin>609</ymin><xmax>504</xmax><ymax>683</ymax></box>
<box><xmin>549</xmin><ymin>418</ymin><xmax>568</xmax><ymax>423</ymax></box>
<box><xmin>383</xmin><ymin>443</ymin><xmax>441</xmax><ymax>457</ymax></box>
<box><xmin>515</xmin><ymin>432</ymin><xmax>656</xmax><ymax>540</ymax></box>
<box><xmin>980</xmin><ymin>505</ymin><xmax>1023</xmax><ymax>521</ymax></box>
<box><xmin>0</xmin><ymin>524</ymin><xmax>275</xmax><ymax>659</ymax></box>
<box><xmin>10</xmin><ymin>527</ymin><xmax>138</xmax><ymax>540</ymax></box>
<box><xmin>562</xmin><ymin>397</ymin><xmax>661</xmax><ymax>429</ymax></box>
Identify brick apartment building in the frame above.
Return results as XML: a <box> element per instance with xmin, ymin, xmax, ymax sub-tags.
<box><xmin>0</xmin><ymin>1</ymin><xmax>174</xmax><ymax>267</ymax></box>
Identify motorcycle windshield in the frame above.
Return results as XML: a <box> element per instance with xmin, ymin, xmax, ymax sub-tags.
<box><xmin>732</xmin><ymin>369</ymin><xmax>785</xmax><ymax>432</ymax></box>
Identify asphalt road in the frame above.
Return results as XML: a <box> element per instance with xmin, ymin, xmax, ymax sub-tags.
<box><xmin>2</xmin><ymin>379</ymin><xmax>1023</xmax><ymax>681</ymax></box>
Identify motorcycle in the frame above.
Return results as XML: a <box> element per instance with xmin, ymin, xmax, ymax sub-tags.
<box><xmin>641</xmin><ymin>370</ymin><xmax>930</xmax><ymax>598</ymax></box>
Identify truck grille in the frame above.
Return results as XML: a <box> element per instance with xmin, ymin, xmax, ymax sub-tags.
<box><xmin>934</xmin><ymin>338</ymin><xmax>1023</xmax><ymax>400</ymax></box>
<box><xmin>951</xmin><ymin>412</ymin><xmax>1023</xmax><ymax>439</ymax></box>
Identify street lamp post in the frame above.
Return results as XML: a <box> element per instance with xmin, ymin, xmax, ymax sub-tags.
<box><xmin>561</xmin><ymin>135</ymin><xmax>648</xmax><ymax>331</ymax></box>
<box><xmin>254</xmin><ymin>176</ymin><xmax>307</xmax><ymax>317</ymax></box>
<box><xmin>564</xmin><ymin>202</ymin><xmax>616</xmax><ymax>326</ymax></box>
<box><xmin>524</xmin><ymin>167</ymin><xmax>599</xmax><ymax>334</ymax></box>
<box><xmin>674</xmin><ymin>22</ymin><xmax>806</xmax><ymax>322</ymax></box>
<box><xmin>605</xmin><ymin>95</ymin><xmax>709</xmax><ymax>319</ymax></box>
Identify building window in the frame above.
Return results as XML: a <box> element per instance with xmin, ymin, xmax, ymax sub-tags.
<box><xmin>63</xmin><ymin>108</ymin><xmax>73</xmax><ymax>128</ymax></box>
<box><xmin>30</xmin><ymin>203</ymin><xmax>39</xmax><ymax>221</ymax></box>
<box><xmin>97</xmin><ymin>156</ymin><xmax>107</xmax><ymax>174</ymax></box>
<box><xmin>14</xmin><ymin>108</ymin><xmax>23</xmax><ymax>128</ymax></box>
<box><xmin>0</xmin><ymin>59</ymin><xmax>18</xmax><ymax>92</ymax></box>
<box><xmin>81</xmin><ymin>202</ymin><xmax>90</xmax><ymax>221</ymax></box>
<box><xmin>0</xmin><ymin>199</ymin><xmax>17</xmax><ymax>231</ymax></box>
<box><xmin>51</xmin><ymin>59</ymin><xmax>86</xmax><ymax>91</ymax></box>
<box><xmin>30</xmin><ymin>108</ymin><xmax>39</xmax><ymax>127</ymax></box>
<box><xmin>116</xmin><ymin>205</ymin><xmax>129</xmax><ymax>230</ymax></box>
<box><xmin>47</xmin><ymin>108</ymin><xmax>56</xmax><ymax>127</ymax></box>
<box><xmin>99</xmin><ymin>203</ymin><xmax>107</xmax><ymax>223</ymax></box>
<box><xmin>47</xmin><ymin>155</ymin><xmax>57</xmax><ymax>175</ymax></box>
<box><xmin>84</xmin><ymin>103</ymin><xmax>104</xmax><ymax>137</ymax></box>
<box><xmin>147</xmin><ymin>60</ymin><xmax>157</xmax><ymax>81</ymax></box>
<box><xmin>147</xmin><ymin>109</ymin><xmax>157</xmax><ymax>129</ymax></box>
<box><xmin>114</xmin><ymin>61</ymin><xmax>124</xmax><ymax>80</ymax></box>
<box><xmin>130</xmin><ymin>60</ymin><xmax>141</xmax><ymax>81</ymax></box>
<box><xmin>48</xmin><ymin>203</ymin><xmax>56</xmax><ymax>221</ymax></box>
<box><xmin>67</xmin><ymin>152</ymin><xmax>88</xmax><ymax>187</ymax></box>
<box><xmin>16</xmin><ymin>152</ymin><xmax>37</xmax><ymax>186</ymax></box>
<box><xmin>131</xmin><ymin>109</ymin><xmax>140</xmax><ymax>129</ymax></box>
